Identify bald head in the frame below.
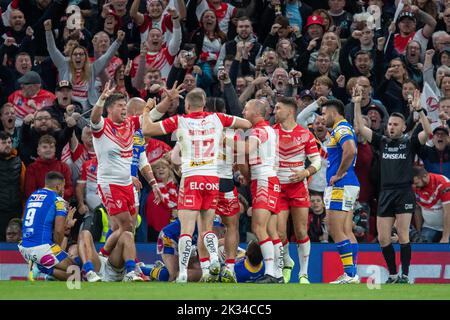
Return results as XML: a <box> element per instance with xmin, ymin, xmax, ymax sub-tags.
<box><xmin>242</xmin><ymin>99</ymin><xmax>267</xmax><ymax>124</ymax></box>
<box><xmin>127</xmin><ymin>97</ymin><xmax>146</xmax><ymax>116</ymax></box>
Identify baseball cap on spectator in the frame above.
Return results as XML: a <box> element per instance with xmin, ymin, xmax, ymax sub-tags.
<box><xmin>305</xmin><ymin>15</ymin><xmax>324</xmax><ymax>29</ymax></box>
<box><xmin>433</xmin><ymin>125</ymin><xmax>449</xmax><ymax>135</ymax></box>
<box><xmin>18</xmin><ymin>71</ymin><xmax>41</xmax><ymax>85</ymax></box>
<box><xmin>366</xmin><ymin>104</ymin><xmax>384</xmax><ymax>119</ymax></box>
<box><xmin>398</xmin><ymin>11</ymin><xmax>416</xmax><ymax>23</ymax></box>
<box><xmin>299</xmin><ymin>89</ymin><xmax>316</xmax><ymax>100</ymax></box>
<box><xmin>56</xmin><ymin>80</ymin><xmax>73</xmax><ymax>91</ymax></box>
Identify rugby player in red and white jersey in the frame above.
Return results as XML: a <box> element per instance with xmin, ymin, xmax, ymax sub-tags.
<box><xmin>273</xmin><ymin>97</ymin><xmax>321</xmax><ymax>284</ymax></box>
<box><xmin>239</xmin><ymin>99</ymin><xmax>283</xmax><ymax>284</ymax></box>
<box><xmin>90</xmin><ymin>81</ymin><xmax>179</xmax><ymax>257</ymax></box>
<box><xmin>142</xmin><ymin>88</ymin><xmax>252</xmax><ymax>283</ymax></box>
<box><xmin>129</xmin><ymin>6</ymin><xmax>182</xmax><ymax>80</ymax></box>
<box><xmin>412</xmin><ymin>167</ymin><xmax>450</xmax><ymax>243</ymax></box>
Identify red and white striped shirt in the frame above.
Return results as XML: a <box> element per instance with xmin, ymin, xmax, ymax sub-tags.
<box><xmin>91</xmin><ymin>116</ymin><xmax>141</xmax><ymax>186</ymax></box>
<box><xmin>8</xmin><ymin>89</ymin><xmax>55</xmax><ymax>122</ymax></box>
<box><xmin>78</xmin><ymin>156</ymin><xmax>99</xmax><ymax>196</ymax></box>
<box><xmin>139</xmin><ymin>14</ymin><xmax>173</xmax><ymax>43</ymax></box>
<box><xmin>273</xmin><ymin>123</ymin><xmax>319</xmax><ymax>185</ymax></box>
<box><xmin>130</xmin><ymin>46</ymin><xmax>176</xmax><ymax>80</ymax></box>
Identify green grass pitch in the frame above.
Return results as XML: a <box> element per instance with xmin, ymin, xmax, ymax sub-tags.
<box><xmin>0</xmin><ymin>281</ymin><xmax>449</xmax><ymax>300</ymax></box>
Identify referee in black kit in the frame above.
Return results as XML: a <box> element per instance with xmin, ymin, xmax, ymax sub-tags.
<box><xmin>353</xmin><ymin>86</ymin><xmax>432</xmax><ymax>284</ymax></box>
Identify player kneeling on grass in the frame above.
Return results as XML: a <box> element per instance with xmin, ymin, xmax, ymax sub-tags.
<box><xmin>18</xmin><ymin>172</ymin><xmax>77</xmax><ymax>281</ymax></box>
<box><xmin>77</xmin><ymin>229</ymin><xmax>143</xmax><ymax>282</ymax></box>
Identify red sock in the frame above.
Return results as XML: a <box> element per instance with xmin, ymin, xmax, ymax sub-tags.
<box><xmin>100</xmin><ymin>247</ymin><xmax>110</xmax><ymax>257</ymax></box>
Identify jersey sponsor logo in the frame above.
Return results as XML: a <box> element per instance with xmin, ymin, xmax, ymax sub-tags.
<box><xmin>120</xmin><ymin>150</ymin><xmax>133</xmax><ymax>158</ymax></box>
<box><xmin>27</xmin><ymin>202</ymin><xmax>43</xmax><ymax>209</ymax></box>
<box><xmin>273</xmin><ymin>184</ymin><xmax>281</xmax><ymax>192</ymax></box>
<box><xmin>30</xmin><ymin>194</ymin><xmax>47</xmax><ymax>202</ymax></box>
<box><xmin>189</xmin><ymin>182</ymin><xmax>219</xmax><ymax>191</ymax></box>
<box><xmin>189</xmin><ymin>159</ymin><xmax>214</xmax><ymax>167</ymax></box>
<box><xmin>55</xmin><ymin>201</ymin><xmax>66</xmax><ymax>211</ymax></box>
<box><xmin>179</xmin><ymin>238</ymin><xmax>192</xmax><ymax>267</ymax></box>
<box><xmin>405</xmin><ymin>203</ymin><xmax>414</xmax><ymax>210</ymax></box>
<box><xmin>382</xmin><ymin>153</ymin><xmax>407</xmax><ymax>159</ymax></box>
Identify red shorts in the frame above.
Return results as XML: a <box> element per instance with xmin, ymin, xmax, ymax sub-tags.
<box><xmin>251</xmin><ymin>176</ymin><xmax>280</xmax><ymax>214</ymax></box>
<box><xmin>277</xmin><ymin>181</ymin><xmax>310</xmax><ymax>211</ymax></box>
<box><xmin>178</xmin><ymin>175</ymin><xmax>219</xmax><ymax>211</ymax></box>
<box><xmin>97</xmin><ymin>183</ymin><xmax>136</xmax><ymax>216</ymax></box>
<box><xmin>216</xmin><ymin>187</ymin><xmax>240</xmax><ymax>217</ymax></box>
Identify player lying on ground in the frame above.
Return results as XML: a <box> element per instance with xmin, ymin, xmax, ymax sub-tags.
<box><xmin>19</xmin><ymin>172</ymin><xmax>77</xmax><ymax>281</ymax></box>
<box><xmin>77</xmin><ymin>229</ymin><xmax>144</xmax><ymax>282</ymax></box>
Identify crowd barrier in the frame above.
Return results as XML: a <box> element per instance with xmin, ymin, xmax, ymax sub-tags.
<box><xmin>1</xmin><ymin>243</ymin><xmax>449</xmax><ymax>283</ymax></box>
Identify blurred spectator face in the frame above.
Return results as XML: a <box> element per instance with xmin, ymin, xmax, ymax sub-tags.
<box><xmin>441</xmin><ymin>76</ymin><xmax>450</xmax><ymax>95</ymax></box>
<box><xmin>311</xmin><ymin>194</ymin><xmax>324</xmax><ymax>214</ymax></box>
<box><xmin>435</xmin><ymin>33</ymin><xmax>450</xmax><ymax>52</ymax></box>
<box><xmin>56</xmin><ymin>88</ymin><xmax>73</xmax><ymax>107</ymax></box>
<box><xmin>443</xmin><ymin>8</ymin><xmax>450</xmax><ymax>27</ymax></box>
<box><xmin>301</xmin><ymin>96</ymin><xmax>313</xmax><ymax>107</ymax></box>
<box><xmin>398</xmin><ymin>17</ymin><xmax>416</xmax><ymax>35</ymax></box>
<box><xmin>441</xmin><ymin>52</ymin><xmax>450</xmax><ymax>67</ymax></box>
<box><xmin>153</xmin><ymin>160</ymin><xmax>170</xmax><ymax>182</ymax></box>
<box><xmin>277</xmin><ymin>26</ymin><xmax>290</xmax><ymax>39</ymax></box>
<box><xmin>367</xmin><ymin>109</ymin><xmax>382</xmax><ymax>131</ymax></box>
<box><xmin>15</xmin><ymin>53</ymin><xmax>32</xmax><ymax>75</ymax></box>
<box><xmin>328</xmin><ymin>0</ymin><xmax>345</xmax><ymax>12</ymax></box>
<box><xmin>112</xmin><ymin>0</ymin><xmax>128</xmax><ymax>16</ymax></box>
<box><xmin>236</xmin><ymin>77</ymin><xmax>247</xmax><ymax>95</ymax></box>
<box><xmin>0</xmin><ymin>104</ymin><xmax>16</xmax><ymax>131</ymax></box>
<box><xmin>105</xmin><ymin>14</ymin><xmax>118</xmax><ymax>30</ymax></box>
<box><xmin>387</xmin><ymin>115</ymin><xmax>405</xmax><ymax>138</ymax></box>
<box><xmin>93</xmin><ymin>32</ymin><xmax>111</xmax><ymax>55</ymax></box>
<box><xmin>436</xmin><ymin>66</ymin><xmax>449</xmax><ymax>86</ymax></box>
<box><xmin>10</xmin><ymin>10</ymin><xmax>25</xmax><ymax>32</ymax></box>
<box><xmin>37</xmin><ymin>141</ymin><xmax>56</xmax><ymax>160</ymax></box>
<box><xmin>34</xmin><ymin>111</ymin><xmax>52</xmax><ymax>133</ymax></box>
<box><xmin>236</xmin><ymin>19</ymin><xmax>252</xmax><ymax>40</ymax></box>
<box><xmin>354</xmin><ymin>53</ymin><xmax>371</xmax><ymax>75</ymax></box>
<box><xmin>115</xmin><ymin>64</ymin><xmax>125</xmax><ymax>83</ymax></box>
<box><xmin>360</xmin><ymin>27</ymin><xmax>374</xmax><ymax>46</ymax></box>
<box><xmin>6</xmin><ymin>224</ymin><xmax>21</xmax><ymax>243</ymax></box>
<box><xmin>263</xmin><ymin>51</ymin><xmax>279</xmax><ymax>71</ymax></box>
<box><xmin>406</xmin><ymin>41</ymin><xmax>421</xmax><ymax>64</ymax></box>
<box><xmin>147</xmin><ymin>1</ymin><xmax>163</xmax><ymax>19</ymax></box>
<box><xmin>183</xmin><ymin>74</ymin><xmax>196</xmax><ymax>92</ymax></box>
<box><xmin>0</xmin><ymin>136</ymin><xmax>12</xmax><ymax>157</ymax></box>
<box><xmin>413</xmin><ymin>172</ymin><xmax>429</xmax><ymax>189</ymax></box>
<box><xmin>389</xmin><ymin>59</ymin><xmax>406</xmax><ymax>81</ymax></box>
<box><xmin>313</xmin><ymin>115</ymin><xmax>327</xmax><ymax>140</ymax></box>
<box><xmin>322</xmin><ymin>32</ymin><xmax>339</xmax><ymax>52</ymax></box>
<box><xmin>144</xmin><ymin>70</ymin><xmax>162</xmax><ymax>87</ymax></box>
<box><xmin>223</xmin><ymin>59</ymin><xmax>233</xmax><ymax>73</ymax></box>
<box><xmin>63</xmin><ymin>40</ymin><xmax>79</xmax><ymax>57</ymax></box>
<box><xmin>307</xmin><ymin>24</ymin><xmax>324</xmax><ymax>39</ymax></box>
<box><xmin>316</xmin><ymin>54</ymin><xmax>331</xmax><ymax>74</ymax></box>
<box><xmin>432</xmin><ymin>130</ymin><xmax>449</xmax><ymax>151</ymax></box>
<box><xmin>81</xmin><ymin>126</ymin><xmax>93</xmax><ymax>149</ymax></box>
<box><xmin>37</xmin><ymin>0</ymin><xmax>52</xmax><ymax>9</ymax></box>
<box><xmin>21</xmin><ymin>83</ymin><xmax>41</xmax><ymax>98</ymax></box>
<box><xmin>201</xmin><ymin>10</ymin><xmax>217</xmax><ymax>32</ymax></box>
<box><xmin>402</xmin><ymin>82</ymin><xmax>416</xmax><ymax>101</ymax></box>
<box><xmin>277</xmin><ymin>39</ymin><xmax>293</xmax><ymax>59</ymax></box>
<box><xmin>356</xmin><ymin>77</ymin><xmax>371</xmax><ymax>101</ymax></box>
<box><xmin>439</xmin><ymin>98</ymin><xmax>450</xmax><ymax>117</ymax></box>
<box><xmin>71</xmin><ymin>47</ymin><xmax>87</xmax><ymax>70</ymax></box>
<box><xmin>272</xmin><ymin>68</ymin><xmax>289</xmax><ymax>90</ymax></box>
<box><xmin>147</xmin><ymin>28</ymin><xmax>163</xmax><ymax>51</ymax></box>
<box><xmin>314</xmin><ymin>80</ymin><xmax>331</xmax><ymax>97</ymax></box>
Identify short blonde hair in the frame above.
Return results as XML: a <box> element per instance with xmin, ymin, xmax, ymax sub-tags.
<box><xmin>185</xmin><ymin>88</ymin><xmax>206</xmax><ymax>109</ymax></box>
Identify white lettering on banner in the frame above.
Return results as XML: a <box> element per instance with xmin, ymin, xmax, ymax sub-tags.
<box><xmin>189</xmin><ymin>182</ymin><xmax>219</xmax><ymax>191</ymax></box>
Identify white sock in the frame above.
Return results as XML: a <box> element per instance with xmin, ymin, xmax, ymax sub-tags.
<box><xmin>297</xmin><ymin>237</ymin><xmax>311</xmax><ymax>276</ymax></box>
<box><xmin>273</xmin><ymin>239</ymin><xmax>284</xmax><ymax>278</ymax></box>
<box><xmin>178</xmin><ymin>234</ymin><xmax>193</xmax><ymax>278</ymax></box>
<box><xmin>283</xmin><ymin>240</ymin><xmax>294</xmax><ymax>268</ymax></box>
<box><xmin>200</xmin><ymin>258</ymin><xmax>210</xmax><ymax>277</ymax></box>
<box><xmin>225</xmin><ymin>259</ymin><xmax>235</xmax><ymax>273</ymax></box>
<box><xmin>203</xmin><ymin>231</ymin><xmax>219</xmax><ymax>263</ymax></box>
<box><xmin>259</xmin><ymin>238</ymin><xmax>275</xmax><ymax>277</ymax></box>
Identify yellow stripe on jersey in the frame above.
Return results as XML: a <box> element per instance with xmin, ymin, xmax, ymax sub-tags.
<box><xmin>334</xmin><ymin>127</ymin><xmax>352</xmax><ymax>144</ymax></box>
<box><xmin>244</xmin><ymin>259</ymin><xmax>263</xmax><ymax>273</ymax></box>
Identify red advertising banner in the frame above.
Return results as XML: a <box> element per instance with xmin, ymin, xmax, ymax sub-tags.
<box><xmin>323</xmin><ymin>252</ymin><xmax>450</xmax><ymax>283</ymax></box>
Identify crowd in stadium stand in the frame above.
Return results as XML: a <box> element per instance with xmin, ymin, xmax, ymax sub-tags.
<box><xmin>1</xmin><ymin>0</ymin><xmax>450</xmax><ymax>247</ymax></box>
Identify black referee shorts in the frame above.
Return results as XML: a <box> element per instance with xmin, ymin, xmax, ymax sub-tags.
<box><xmin>377</xmin><ymin>188</ymin><xmax>416</xmax><ymax>217</ymax></box>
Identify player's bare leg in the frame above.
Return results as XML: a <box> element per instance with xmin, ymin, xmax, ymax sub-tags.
<box><xmin>268</xmin><ymin>214</ymin><xmax>283</xmax><ymax>282</ymax></box>
<box><xmin>277</xmin><ymin>209</ymin><xmax>295</xmax><ymax>283</ymax></box>
<box><xmin>329</xmin><ymin>210</ymin><xmax>358</xmax><ymax>284</ymax></box>
<box><xmin>198</xmin><ymin>209</ymin><xmax>221</xmax><ymax>280</ymax></box>
<box><xmin>252</xmin><ymin>209</ymin><xmax>277</xmax><ymax>283</ymax></box>
<box><xmin>177</xmin><ymin>210</ymin><xmax>198</xmax><ymax>283</ymax></box>
<box><xmin>291</xmin><ymin>207</ymin><xmax>311</xmax><ymax>283</ymax></box>
<box><xmin>220</xmin><ymin>214</ymin><xmax>239</xmax><ymax>282</ymax></box>
<box><xmin>101</xmin><ymin>211</ymin><xmax>134</xmax><ymax>256</ymax></box>
<box><xmin>161</xmin><ymin>254</ymin><xmax>178</xmax><ymax>282</ymax></box>
<box><xmin>51</xmin><ymin>258</ymin><xmax>77</xmax><ymax>281</ymax></box>
<box><xmin>78</xmin><ymin>230</ymin><xmax>102</xmax><ymax>282</ymax></box>
<box><xmin>108</xmin><ymin>231</ymin><xmax>143</xmax><ymax>281</ymax></box>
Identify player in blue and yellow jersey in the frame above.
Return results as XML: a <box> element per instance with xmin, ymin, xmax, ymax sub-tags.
<box><xmin>235</xmin><ymin>241</ymin><xmax>265</xmax><ymax>283</ymax></box>
<box><xmin>321</xmin><ymin>99</ymin><xmax>360</xmax><ymax>284</ymax></box>
<box><xmin>18</xmin><ymin>172</ymin><xmax>77</xmax><ymax>280</ymax></box>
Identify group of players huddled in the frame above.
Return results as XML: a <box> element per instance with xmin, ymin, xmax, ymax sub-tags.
<box><xmin>18</xmin><ymin>79</ymin><xmax>428</xmax><ymax>284</ymax></box>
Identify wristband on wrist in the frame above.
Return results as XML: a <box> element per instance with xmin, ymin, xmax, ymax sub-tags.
<box><xmin>150</xmin><ymin>178</ymin><xmax>157</xmax><ymax>186</ymax></box>
<box><xmin>96</xmin><ymin>98</ymin><xmax>106</xmax><ymax>107</ymax></box>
